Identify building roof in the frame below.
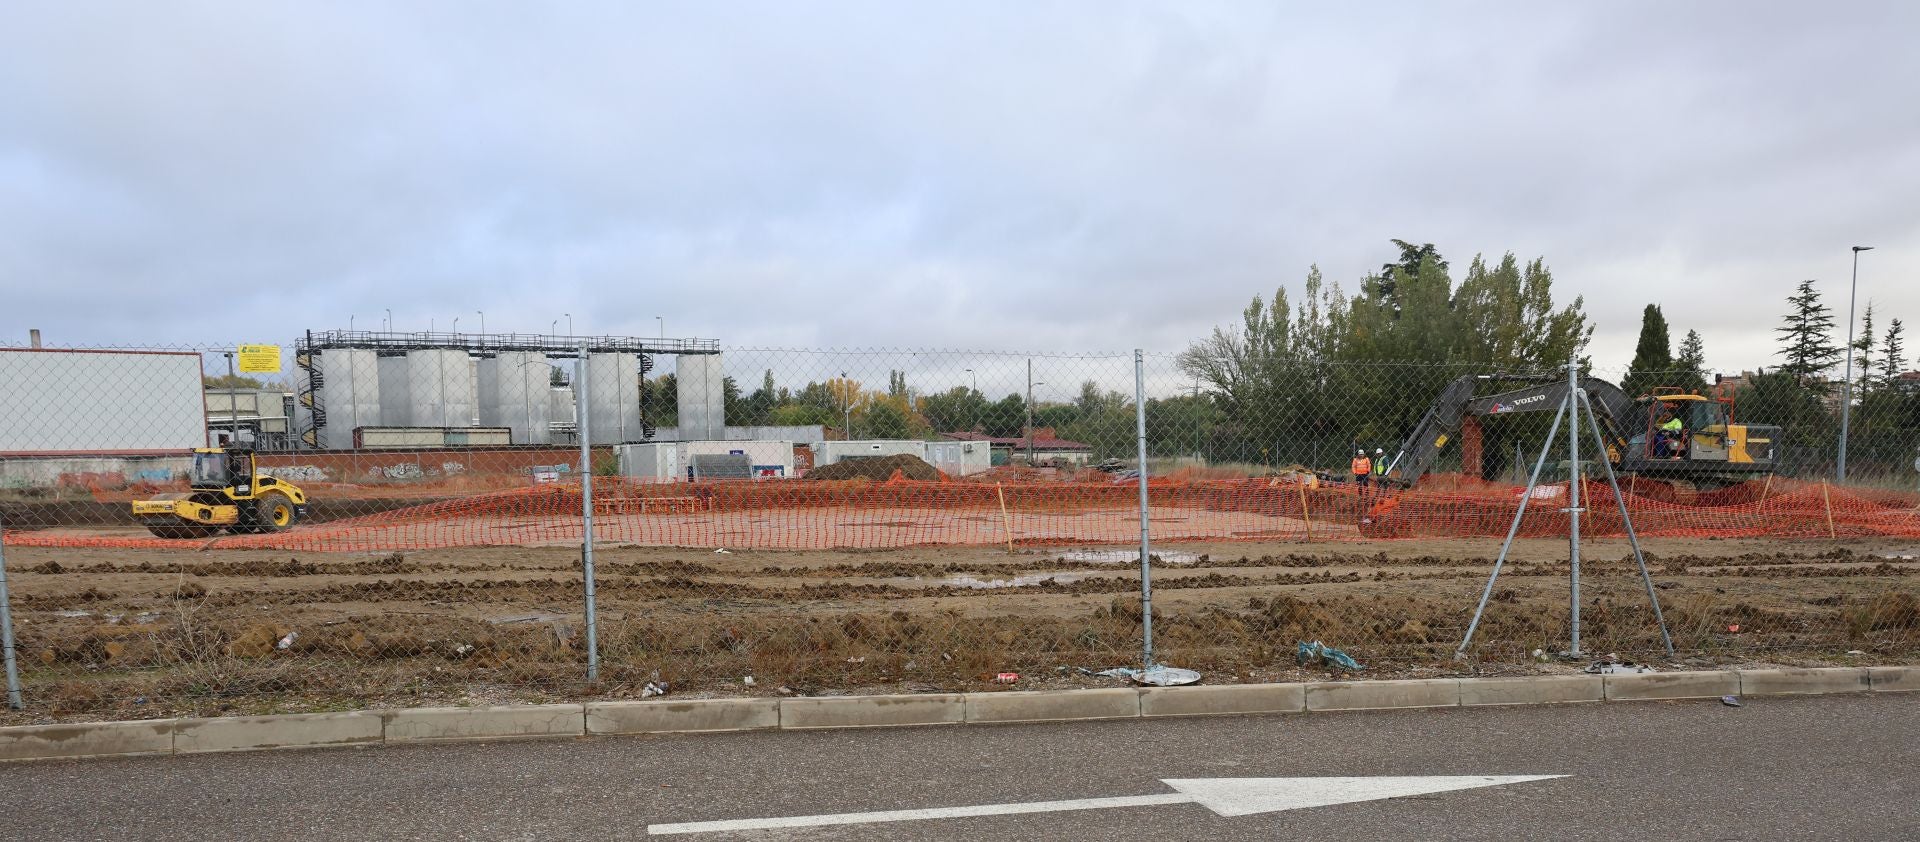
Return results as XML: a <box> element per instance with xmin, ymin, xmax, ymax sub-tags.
<box><xmin>941</xmin><ymin>430</ymin><xmax>1092</xmax><ymax>451</ymax></box>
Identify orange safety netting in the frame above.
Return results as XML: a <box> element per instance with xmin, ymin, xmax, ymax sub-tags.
<box><xmin>7</xmin><ymin>474</ymin><xmax>1919</xmax><ymax>552</ymax></box>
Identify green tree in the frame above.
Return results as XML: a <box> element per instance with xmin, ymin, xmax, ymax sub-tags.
<box><xmin>920</xmin><ymin>386</ymin><xmax>989</xmax><ymax>433</ymax></box>
<box><xmin>1674</xmin><ymin>329</ymin><xmax>1709</xmax><ymax>393</ymax></box>
<box><xmin>1451</xmin><ymin>254</ymin><xmax>1590</xmax><ymax>370</ymax></box>
<box><xmin>721</xmin><ymin>376</ymin><xmax>745</xmax><ymax>424</ymax></box>
<box><xmin>205</xmin><ymin>374</ymin><xmax>266</xmax><ymax>389</ymax></box>
<box><xmin>1878</xmin><ymin>318</ymin><xmax>1907</xmax><ymax>386</ymax></box>
<box><xmin>1851</xmin><ymin>303</ymin><xmax>1876</xmax><ymax>395</ymax></box>
<box><xmin>1378</xmin><ymin>239</ymin><xmax>1445</xmax><ymax>301</ymax></box>
<box><xmin>862</xmin><ymin>401</ymin><xmax>912</xmax><ymax>439</ymax></box>
<box><xmin>1775</xmin><ymin>280</ymin><xmax>1841</xmax><ymax>387</ymax></box>
<box><xmin>1145</xmin><ymin>394</ymin><xmax>1225</xmax><ymax>459</ymax></box>
<box><xmin>770</xmin><ymin>403</ymin><xmax>835</xmax><ymax>426</ymax></box>
<box><xmin>1180</xmin><ymin>244</ymin><xmax>1590</xmax><ymax>469</ymax></box>
<box><xmin>642</xmin><ymin>373</ymin><xmax>678</xmax><ymax>426</ymax></box>
<box><xmin>983</xmin><ymin>393</ymin><xmax>1028</xmax><ymax>437</ymax></box>
<box><xmin>1621</xmin><ymin>304</ymin><xmax>1674</xmax><ymax>397</ymax></box>
<box><xmin>1735</xmin><ymin>368</ymin><xmax>1835</xmax><ymax>452</ymax></box>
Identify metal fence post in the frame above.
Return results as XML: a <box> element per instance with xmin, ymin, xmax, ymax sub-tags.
<box><xmin>0</xmin><ymin>511</ymin><xmax>23</xmax><ymax>709</ymax></box>
<box><xmin>1134</xmin><ymin>349</ymin><xmax>1153</xmax><ymax>668</ymax></box>
<box><xmin>576</xmin><ymin>342</ymin><xmax>599</xmax><ymax>682</ymax></box>
<box><xmin>1566</xmin><ymin>354</ymin><xmax>1583</xmax><ymax>657</ymax></box>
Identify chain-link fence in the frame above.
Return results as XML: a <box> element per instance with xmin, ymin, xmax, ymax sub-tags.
<box><xmin>1</xmin><ymin>340</ymin><xmax>1916</xmax><ymax>720</ymax></box>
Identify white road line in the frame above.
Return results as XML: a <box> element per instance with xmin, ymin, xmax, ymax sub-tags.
<box><xmin>648</xmin><ymin>792</ymin><xmax>1191</xmax><ymax>835</ymax></box>
<box><xmin>647</xmin><ymin>775</ymin><xmax>1568</xmax><ymax>835</ymax></box>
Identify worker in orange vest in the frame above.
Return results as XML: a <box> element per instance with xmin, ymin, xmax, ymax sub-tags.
<box><xmin>1351</xmin><ymin>449</ymin><xmax>1373</xmax><ymax>490</ymax></box>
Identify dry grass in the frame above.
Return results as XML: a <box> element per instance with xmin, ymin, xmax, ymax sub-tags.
<box><xmin>4</xmin><ymin>538</ymin><xmax>1916</xmax><ymax>723</ymax></box>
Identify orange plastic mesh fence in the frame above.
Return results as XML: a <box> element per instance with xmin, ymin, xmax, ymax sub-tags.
<box><xmin>5</xmin><ymin>343</ymin><xmax>1919</xmax><ymax>719</ymax></box>
<box><xmin>9</xmin><ymin>474</ymin><xmax>1919</xmax><ymax>551</ymax></box>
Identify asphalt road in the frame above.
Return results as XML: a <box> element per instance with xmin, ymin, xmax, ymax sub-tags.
<box><xmin>3</xmin><ymin>694</ymin><xmax>1914</xmax><ymax>841</ymax></box>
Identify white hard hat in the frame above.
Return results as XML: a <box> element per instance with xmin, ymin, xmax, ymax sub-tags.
<box><xmin>1374</xmin><ymin>448</ymin><xmax>1384</xmax><ymax>454</ymax></box>
<box><xmin>1356</xmin><ymin>449</ymin><xmax>1365</xmax><ymax>455</ymax></box>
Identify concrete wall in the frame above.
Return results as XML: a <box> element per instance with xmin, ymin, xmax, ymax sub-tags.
<box><xmin>0</xmin><ymin>454</ymin><xmax>192</xmax><ymax>490</ymax></box>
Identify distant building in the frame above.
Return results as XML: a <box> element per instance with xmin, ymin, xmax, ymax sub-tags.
<box><xmin>942</xmin><ymin>428</ymin><xmax>1094</xmax><ymax>466</ymax></box>
<box><xmin>1893</xmin><ymin>371</ymin><xmax>1920</xmax><ymax>394</ymax></box>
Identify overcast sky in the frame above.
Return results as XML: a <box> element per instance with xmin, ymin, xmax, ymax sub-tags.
<box><xmin>3</xmin><ymin>2</ymin><xmax>1916</xmax><ymax>378</ymax></box>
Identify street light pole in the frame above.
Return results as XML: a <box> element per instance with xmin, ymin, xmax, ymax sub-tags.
<box><xmin>656</xmin><ymin>316</ymin><xmax>663</xmax><ymax>340</ymax></box>
<box><xmin>566</xmin><ymin>313</ymin><xmax>573</xmax><ymax>336</ymax></box>
<box><xmin>1839</xmin><ymin>245</ymin><xmax>1874</xmax><ymax>482</ymax></box>
<box><xmin>1025</xmin><ymin>359</ymin><xmax>1044</xmax><ymax>466</ymax></box>
<box><xmin>477</xmin><ymin>310</ymin><xmax>484</xmax><ymax>335</ymax></box>
<box><xmin>841</xmin><ymin>371</ymin><xmax>852</xmax><ymax>440</ymax></box>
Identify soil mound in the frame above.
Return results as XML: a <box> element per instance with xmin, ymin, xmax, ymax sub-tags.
<box><xmin>805</xmin><ymin>453</ymin><xmax>945</xmax><ymax>482</ymax></box>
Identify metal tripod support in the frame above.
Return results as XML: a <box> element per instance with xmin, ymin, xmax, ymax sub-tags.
<box><xmin>1457</xmin><ymin>357</ymin><xmax>1674</xmax><ymax>659</ymax></box>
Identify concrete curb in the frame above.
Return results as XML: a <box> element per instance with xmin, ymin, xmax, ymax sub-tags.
<box><xmin>1867</xmin><ymin>666</ymin><xmax>1915</xmax><ymax>692</ymax></box>
<box><xmin>3</xmin><ymin>668</ymin><xmax>1908</xmax><ymax>762</ymax></box>
<box><xmin>782</xmin><ymin>694</ymin><xmax>965</xmax><ymax>729</ymax></box>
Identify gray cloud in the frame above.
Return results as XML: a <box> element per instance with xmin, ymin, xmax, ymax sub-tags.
<box><xmin>2</xmin><ymin>2</ymin><xmax>1915</xmax><ymax>377</ymax></box>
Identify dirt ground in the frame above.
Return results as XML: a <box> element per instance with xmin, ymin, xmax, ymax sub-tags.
<box><xmin>3</xmin><ymin>535</ymin><xmax>1915</xmax><ymax>725</ymax></box>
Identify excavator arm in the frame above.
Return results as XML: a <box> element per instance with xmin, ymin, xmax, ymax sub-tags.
<box><xmin>1384</xmin><ymin>374</ymin><xmax>1641</xmax><ymax>486</ymax></box>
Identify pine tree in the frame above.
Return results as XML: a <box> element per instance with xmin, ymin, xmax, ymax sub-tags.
<box><xmin>1622</xmin><ymin>304</ymin><xmax>1673</xmax><ymax>397</ymax></box>
<box><xmin>1674</xmin><ymin>329</ymin><xmax>1708</xmax><ymax>392</ymax></box>
<box><xmin>1879</xmin><ymin>318</ymin><xmax>1907</xmax><ymax>386</ymax></box>
<box><xmin>1852</xmin><ymin>303</ymin><xmax>1876</xmax><ymax>394</ymax></box>
<box><xmin>1775</xmin><ymin>280</ymin><xmax>1841</xmax><ymax>387</ymax></box>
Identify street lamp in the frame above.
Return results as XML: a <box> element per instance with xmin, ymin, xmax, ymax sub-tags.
<box><xmin>477</xmin><ymin>310</ymin><xmax>485</xmax><ymax>335</ymax></box>
<box><xmin>962</xmin><ymin>368</ymin><xmax>978</xmax><ymax>432</ymax></box>
<box><xmin>452</xmin><ymin>316</ymin><xmax>460</xmax><ymax>335</ymax></box>
<box><xmin>656</xmin><ymin>316</ymin><xmax>663</xmax><ymax>340</ymax></box>
<box><xmin>1025</xmin><ymin>358</ymin><xmax>1045</xmax><ymax>466</ymax></box>
<box><xmin>841</xmin><ymin>371</ymin><xmax>852</xmax><ymax>440</ymax></box>
<box><xmin>384</xmin><ymin>308</ymin><xmax>392</xmax><ymax>332</ymax></box>
<box><xmin>566</xmin><ymin>313</ymin><xmax>573</xmax><ymax>336</ymax></box>
<box><xmin>1839</xmin><ymin>245</ymin><xmax>1875</xmax><ymax>482</ymax></box>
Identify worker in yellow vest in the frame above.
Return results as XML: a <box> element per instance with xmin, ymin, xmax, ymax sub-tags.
<box><xmin>1351</xmin><ymin>449</ymin><xmax>1373</xmax><ymax>490</ymax></box>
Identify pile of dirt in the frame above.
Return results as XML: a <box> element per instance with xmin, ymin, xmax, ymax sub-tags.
<box><xmin>805</xmin><ymin>454</ymin><xmax>945</xmax><ymax>482</ymax></box>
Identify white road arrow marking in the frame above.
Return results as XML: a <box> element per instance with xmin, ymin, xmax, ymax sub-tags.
<box><xmin>646</xmin><ymin>775</ymin><xmax>1565</xmax><ymax>835</ymax></box>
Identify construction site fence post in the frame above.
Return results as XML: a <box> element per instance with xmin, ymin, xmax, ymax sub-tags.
<box><xmin>1297</xmin><ymin>480</ymin><xmax>1312</xmax><ymax>543</ymax></box>
<box><xmin>0</xmin><ymin>514</ymin><xmax>22</xmax><ymax>709</ymax></box>
<box><xmin>577</xmin><ymin>342</ymin><xmax>599</xmax><ymax>683</ymax></box>
<box><xmin>1135</xmin><ymin>349</ymin><xmax>1153</xmax><ymax>668</ymax></box>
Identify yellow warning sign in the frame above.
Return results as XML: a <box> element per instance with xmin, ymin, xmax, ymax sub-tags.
<box><xmin>237</xmin><ymin>344</ymin><xmax>282</xmax><ymax>374</ymax></box>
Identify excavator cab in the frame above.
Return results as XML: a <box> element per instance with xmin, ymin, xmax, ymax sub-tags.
<box><xmin>1639</xmin><ymin>392</ymin><xmax>1732</xmax><ymax>462</ymax></box>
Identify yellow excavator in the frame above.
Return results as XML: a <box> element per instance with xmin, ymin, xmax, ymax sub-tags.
<box><xmin>1384</xmin><ymin>374</ymin><xmax>1780</xmax><ymax>500</ymax></box>
<box><xmin>132</xmin><ymin>446</ymin><xmax>309</xmax><ymax>538</ymax></box>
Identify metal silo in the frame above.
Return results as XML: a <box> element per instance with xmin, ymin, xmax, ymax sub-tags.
<box><xmin>583</xmin><ymin>352</ymin><xmax>642</xmax><ymax>444</ymax></box>
<box><xmin>478</xmin><ymin>352</ymin><xmax>553</xmax><ymax>444</ymax></box>
<box><xmin>313</xmin><ymin>348</ymin><xmax>381</xmax><ymax>450</ymax></box>
<box><xmin>677</xmin><ymin>353</ymin><xmax>726</xmax><ymax>441</ymax></box>
<box><xmin>377</xmin><ymin>353</ymin><xmax>410</xmax><ymax>427</ymax></box>
<box><xmin>406</xmin><ymin>349</ymin><xmax>475</xmax><ymax>429</ymax></box>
